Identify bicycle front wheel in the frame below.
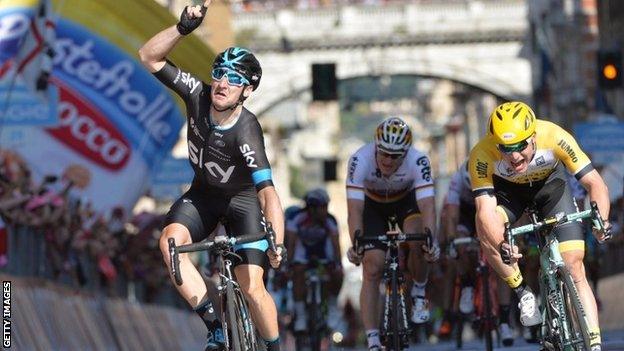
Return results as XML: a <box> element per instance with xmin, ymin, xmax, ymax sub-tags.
<box><xmin>226</xmin><ymin>281</ymin><xmax>259</xmax><ymax>351</ymax></box>
<box><xmin>390</xmin><ymin>269</ymin><xmax>402</xmax><ymax>351</ymax></box>
<box><xmin>558</xmin><ymin>266</ymin><xmax>592</xmax><ymax>350</ymax></box>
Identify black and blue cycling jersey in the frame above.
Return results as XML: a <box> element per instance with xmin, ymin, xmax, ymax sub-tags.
<box><xmin>154</xmin><ymin>60</ymin><xmax>273</xmax><ymax>267</ymax></box>
<box><xmin>154</xmin><ymin>60</ymin><xmax>273</xmax><ymax>194</ymax></box>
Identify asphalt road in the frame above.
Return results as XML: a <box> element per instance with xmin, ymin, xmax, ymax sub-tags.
<box><xmin>323</xmin><ymin>330</ymin><xmax>624</xmax><ymax>350</ymax></box>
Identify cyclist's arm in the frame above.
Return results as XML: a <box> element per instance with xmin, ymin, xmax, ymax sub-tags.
<box><xmin>258</xmin><ymin>186</ymin><xmax>284</xmax><ymax>245</ymax></box>
<box><xmin>285</xmin><ymin>227</ymin><xmax>297</xmax><ymax>263</ymax></box>
<box><xmin>328</xmin><ymin>221</ymin><xmax>342</xmax><ymax>264</ymax></box>
<box><xmin>578</xmin><ymin>169</ymin><xmax>610</xmax><ymax>223</ymax></box>
<box><xmin>347</xmin><ymin>198</ymin><xmax>364</xmax><ymax>244</ymax></box>
<box><xmin>442</xmin><ymin>203</ymin><xmax>460</xmax><ymax>242</ymax></box>
<box><xmin>474</xmin><ymin>194</ymin><xmax>502</xmax><ymax>241</ymax></box>
<box><xmin>138</xmin><ymin>26</ymin><xmax>182</xmax><ymax>73</ymax></box>
<box><xmin>417</xmin><ymin>196</ymin><xmax>437</xmax><ymax>241</ymax></box>
<box><xmin>285</xmin><ymin>216</ymin><xmax>298</xmax><ymax>262</ymax></box>
<box><xmin>346</xmin><ymin>151</ymin><xmax>366</xmax><ymax>244</ymax></box>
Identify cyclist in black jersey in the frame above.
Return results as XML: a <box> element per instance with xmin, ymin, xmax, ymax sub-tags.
<box><xmin>139</xmin><ymin>2</ymin><xmax>285</xmax><ymax>350</ymax></box>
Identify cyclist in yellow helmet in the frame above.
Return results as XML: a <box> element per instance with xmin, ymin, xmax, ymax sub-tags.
<box><xmin>468</xmin><ymin>101</ymin><xmax>612</xmax><ymax>351</ymax></box>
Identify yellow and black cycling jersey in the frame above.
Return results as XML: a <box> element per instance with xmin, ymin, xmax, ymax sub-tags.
<box><xmin>468</xmin><ymin>119</ymin><xmax>593</xmax><ymax>197</ymax></box>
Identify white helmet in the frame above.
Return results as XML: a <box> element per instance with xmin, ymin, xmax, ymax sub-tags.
<box><xmin>375</xmin><ymin>117</ymin><xmax>413</xmax><ymax>155</ymax></box>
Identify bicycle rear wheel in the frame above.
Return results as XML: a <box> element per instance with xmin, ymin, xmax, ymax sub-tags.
<box><xmin>481</xmin><ymin>266</ymin><xmax>494</xmax><ymax>351</ymax></box>
<box><xmin>226</xmin><ymin>281</ymin><xmax>259</xmax><ymax>351</ymax></box>
<box><xmin>558</xmin><ymin>266</ymin><xmax>591</xmax><ymax>350</ymax></box>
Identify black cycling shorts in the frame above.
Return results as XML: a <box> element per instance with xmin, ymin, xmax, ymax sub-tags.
<box><xmin>362</xmin><ymin>189</ymin><xmax>420</xmax><ymax>252</ymax></box>
<box><xmin>458</xmin><ymin>201</ymin><xmax>477</xmax><ymax>236</ymax></box>
<box><xmin>493</xmin><ymin>163</ymin><xmax>584</xmax><ymax>250</ymax></box>
<box><xmin>164</xmin><ymin>186</ymin><xmax>268</xmax><ymax>268</ymax></box>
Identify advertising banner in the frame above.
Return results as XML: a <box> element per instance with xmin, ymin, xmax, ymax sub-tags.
<box><xmin>0</xmin><ymin>0</ymin><xmax>215</xmax><ymax>213</ymax></box>
<box><xmin>0</xmin><ymin>0</ymin><xmax>59</xmax><ymax>126</ymax></box>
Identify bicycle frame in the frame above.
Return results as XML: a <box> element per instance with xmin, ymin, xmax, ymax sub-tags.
<box><xmin>380</xmin><ymin>238</ymin><xmax>410</xmax><ymax>350</ymax></box>
<box><xmin>451</xmin><ymin>237</ymin><xmax>497</xmax><ymax>351</ymax></box>
<box><xmin>168</xmin><ymin>230</ymin><xmax>274</xmax><ymax>351</ymax></box>
<box><xmin>354</xmin><ymin>218</ymin><xmax>432</xmax><ymax>351</ymax></box>
<box><xmin>506</xmin><ymin>203</ymin><xmax>606</xmax><ymax>351</ymax></box>
<box><xmin>297</xmin><ymin>259</ymin><xmax>330</xmax><ymax>350</ymax></box>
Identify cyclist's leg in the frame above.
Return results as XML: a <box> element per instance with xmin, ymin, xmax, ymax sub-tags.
<box><xmin>536</xmin><ymin>169</ymin><xmax>600</xmax><ymax>346</ymax></box>
<box><xmin>159</xmin><ymin>190</ymin><xmax>223</xmax><ymax>346</ymax></box>
<box><xmin>457</xmin><ymin>202</ymin><xmax>479</xmax><ymax>315</ymax></box>
<box><xmin>160</xmin><ymin>190</ymin><xmax>218</xmax><ymax>305</ymax></box>
<box><xmin>326</xmin><ymin>235</ymin><xmax>344</xmax><ymax>297</ymax></box>
<box><xmin>392</xmin><ymin>190</ymin><xmax>431</xmax><ymax>323</ymax></box>
<box><xmin>404</xmin><ymin>213</ymin><xmax>432</xmax><ymax>323</ymax></box>
<box><xmin>228</xmin><ymin>190</ymin><xmax>280</xmax><ymax>348</ymax></box>
<box><xmin>361</xmin><ymin>195</ymin><xmax>392</xmax><ymax>348</ymax></box>
<box><xmin>361</xmin><ymin>248</ymin><xmax>386</xmax><ymax>347</ymax></box>
<box><xmin>483</xmin><ymin>179</ymin><xmax>542</xmax><ymax>326</ymax></box>
<box><xmin>291</xmin><ymin>240</ymin><xmax>308</xmax><ymax>331</ymax></box>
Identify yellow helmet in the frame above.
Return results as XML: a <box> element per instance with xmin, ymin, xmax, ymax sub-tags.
<box><xmin>488</xmin><ymin>101</ymin><xmax>536</xmax><ymax>145</ymax></box>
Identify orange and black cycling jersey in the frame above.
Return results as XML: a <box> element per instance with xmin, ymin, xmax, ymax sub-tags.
<box><xmin>468</xmin><ymin>119</ymin><xmax>593</xmax><ymax>197</ymax></box>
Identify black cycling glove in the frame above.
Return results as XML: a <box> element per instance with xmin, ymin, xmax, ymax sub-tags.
<box><xmin>176</xmin><ymin>5</ymin><xmax>207</xmax><ymax>35</ymax></box>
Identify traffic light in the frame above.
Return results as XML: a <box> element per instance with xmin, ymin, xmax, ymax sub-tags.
<box><xmin>312</xmin><ymin>63</ymin><xmax>338</xmax><ymax>101</ymax></box>
<box><xmin>597</xmin><ymin>50</ymin><xmax>622</xmax><ymax>89</ymax></box>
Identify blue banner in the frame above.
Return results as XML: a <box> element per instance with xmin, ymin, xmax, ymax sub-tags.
<box><xmin>153</xmin><ymin>157</ymin><xmax>194</xmax><ymax>185</ymax></box>
<box><xmin>574</xmin><ymin>121</ymin><xmax>624</xmax><ymax>153</ymax></box>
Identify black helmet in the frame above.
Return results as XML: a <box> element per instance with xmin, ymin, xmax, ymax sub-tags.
<box><xmin>304</xmin><ymin>188</ymin><xmax>330</xmax><ymax>207</ymax></box>
<box><xmin>212</xmin><ymin>47</ymin><xmax>262</xmax><ymax>91</ymax></box>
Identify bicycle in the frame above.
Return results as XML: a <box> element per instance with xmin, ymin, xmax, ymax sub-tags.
<box><xmin>294</xmin><ymin>256</ymin><xmax>331</xmax><ymax>351</ymax></box>
<box><xmin>449</xmin><ymin>236</ymin><xmax>499</xmax><ymax>351</ymax></box>
<box><xmin>354</xmin><ymin>216</ymin><xmax>432</xmax><ymax>351</ymax></box>
<box><xmin>504</xmin><ymin>201</ymin><xmax>608</xmax><ymax>351</ymax></box>
<box><xmin>168</xmin><ymin>223</ymin><xmax>280</xmax><ymax>351</ymax></box>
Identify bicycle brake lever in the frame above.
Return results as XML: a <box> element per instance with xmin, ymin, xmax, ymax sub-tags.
<box><xmin>590</xmin><ymin>201</ymin><xmax>605</xmax><ymax>231</ymax></box>
<box><xmin>168</xmin><ymin>238</ymin><xmax>183</xmax><ymax>286</ymax></box>
<box><xmin>501</xmin><ymin>223</ymin><xmax>512</xmax><ymax>265</ymax></box>
<box><xmin>425</xmin><ymin>227</ymin><xmax>432</xmax><ymax>250</ymax></box>
<box><xmin>266</xmin><ymin>221</ymin><xmax>277</xmax><ymax>252</ymax></box>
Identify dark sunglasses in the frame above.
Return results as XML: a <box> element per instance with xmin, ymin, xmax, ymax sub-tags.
<box><xmin>211</xmin><ymin>67</ymin><xmax>250</xmax><ymax>87</ymax></box>
<box><xmin>498</xmin><ymin>139</ymin><xmax>530</xmax><ymax>154</ymax></box>
<box><xmin>378</xmin><ymin>151</ymin><xmax>403</xmax><ymax>160</ymax></box>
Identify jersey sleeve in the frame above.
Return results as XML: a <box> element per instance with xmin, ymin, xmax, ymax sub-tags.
<box><xmin>152</xmin><ymin>60</ymin><xmax>205</xmax><ymax>100</ymax></box>
<box><xmin>326</xmin><ymin>217</ymin><xmax>339</xmax><ymax>236</ymax></box>
<box><xmin>552</xmin><ymin>125</ymin><xmax>593</xmax><ymax>180</ymax></box>
<box><xmin>413</xmin><ymin>155</ymin><xmax>435</xmax><ymax>200</ymax></box>
<box><xmin>468</xmin><ymin>142</ymin><xmax>495</xmax><ymax>197</ymax></box>
<box><xmin>346</xmin><ymin>152</ymin><xmax>366</xmax><ymax>201</ymax></box>
<box><xmin>240</xmin><ymin>117</ymin><xmax>273</xmax><ymax>191</ymax></box>
<box><xmin>286</xmin><ymin>216</ymin><xmax>298</xmax><ymax>233</ymax></box>
<box><xmin>445</xmin><ymin>170</ymin><xmax>462</xmax><ymax>205</ymax></box>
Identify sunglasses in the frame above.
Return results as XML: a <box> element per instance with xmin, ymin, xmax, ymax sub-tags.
<box><xmin>498</xmin><ymin>139</ymin><xmax>530</xmax><ymax>154</ymax></box>
<box><xmin>377</xmin><ymin>151</ymin><xmax>403</xmax><ymax>160</ymax></box>
<box><xmin>211</xmin><ymin>67</ymin><xmax>250</xmax><ymax>87</ymax></box>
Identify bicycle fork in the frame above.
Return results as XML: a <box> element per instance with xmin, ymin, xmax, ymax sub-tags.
<box><xmin>540</xmin><ymin>239</ymin><xmax>574</xmax><ymax>347</ymax></box>
<box><xmin>381</xmin><ymin>260</ymin><xmax>409</xmax><ymax>350</ymax></box>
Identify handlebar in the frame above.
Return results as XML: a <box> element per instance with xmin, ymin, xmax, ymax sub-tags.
<box><xmin>168</xmin><ymin>231</ymin><xmax>268</xmax><ymax>286</ymax></box>
<box><xmin>352</xmin><ymin>228</ymin><xmax>433</xmax><ymax>266</ymax></box>
<box><xmin>502</xmin><ymin>201</ymin><xmax>608</xmax><ymax>265</ymax></box>
<box><xmin>451</xmin><ymin>237</ymin><xmax>480</xmax><ymax>246</ymax></box>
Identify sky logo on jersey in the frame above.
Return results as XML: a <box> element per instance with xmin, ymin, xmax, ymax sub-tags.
<box><xmin>240</xmin><ymin>144</ymin><xmax>258</xmax><ymax>168</ymax></box>
<box><xmin>46</xmin><ymin>80</ymin><xmax>131</xmax><ymax>170</ymax></box>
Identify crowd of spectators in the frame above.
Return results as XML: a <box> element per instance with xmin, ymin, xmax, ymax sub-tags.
<box><xmin>0</xmin><ymin>149</ymin><xmax>174</xmax><ymax>304</ymax></box>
